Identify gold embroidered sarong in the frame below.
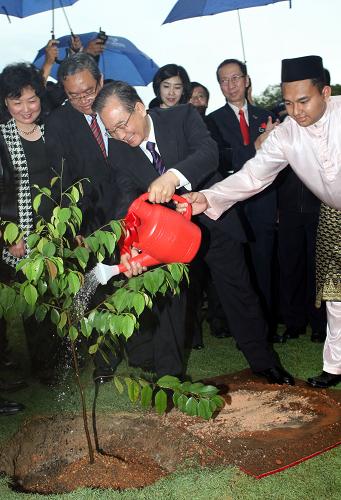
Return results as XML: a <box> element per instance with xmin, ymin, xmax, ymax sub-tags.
<box><xmin>315</xmin><ymin>203</ymin><xmax>341</xmax><ymax>307</ymax></box>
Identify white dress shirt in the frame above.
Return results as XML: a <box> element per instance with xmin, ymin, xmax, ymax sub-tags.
<box><xmin>228</xmin><ymin>100</ymin><xmax>249</xmax><ymax>124</ymax></box>
<box><xmin>203</xmin><ymin>95</ymin><xmax>341</xmax><ymax>219</ymax></box>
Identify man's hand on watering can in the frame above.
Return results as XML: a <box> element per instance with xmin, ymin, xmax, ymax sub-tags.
<box><xmin>176</xmin><ymin>192</ymin><xmax>209</xmax><ymax>216</ymax></box>
<box><xmin>120</xmin><ymin>248</ymin><xmax>147</xmax><ymax>278</ymax></box>
<box><xmin>148</xmin><ymin>172</ymin><xmax>179</xmax><ymax>203</ymax></box>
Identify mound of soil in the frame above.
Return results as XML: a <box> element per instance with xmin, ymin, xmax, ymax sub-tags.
<box><xmin>0</xmin><ymin>369</ymin><xmax>340</xmax><ymax>493</ymax></box>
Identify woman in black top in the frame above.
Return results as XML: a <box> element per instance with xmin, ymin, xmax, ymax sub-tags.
<box><xmin>0</xmin><ymin>63</ymin><xmax>59</xmax><ymax>384</ymax></box>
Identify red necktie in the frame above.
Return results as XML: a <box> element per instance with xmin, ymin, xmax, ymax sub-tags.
<box><xmin>239</xmin><ymin>109</ymin><xmax>250</xmax><ymax>146</ymax></box>
<box><xmin>90</xmin><ymin>114</ymin><xmax>107</xmax><ymax>158</ymax></box>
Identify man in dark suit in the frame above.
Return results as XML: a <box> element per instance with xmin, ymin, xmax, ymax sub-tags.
<box><xmin>45</xmin><ymin>53</ymin><xmax>131</xmax><ymax>236</ymax></box>
<box><xmin>45</xmin><ymin>54</ymin><xmax>133</xmax><ymax>382</ymax></box>
<box><xmin>93</xmin><ymin>81</ymin><xmax>294</xmax><ymax>385</ymax></box>
<box><xmin>206</xmin><ymin>59</ymin><xmax>278</xmax><ymax>334</ymax></box>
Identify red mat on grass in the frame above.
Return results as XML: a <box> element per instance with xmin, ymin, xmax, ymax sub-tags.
<box><xmin>198</xmin><ymin>369</ymin><xmax>341</xmax><ymax>478</ymax></box>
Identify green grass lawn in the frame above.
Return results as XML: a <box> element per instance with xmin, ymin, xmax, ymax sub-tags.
<box><xmin>0</xmin><ymin>322</ymin><xmax>340</xmax><ymax>500</ymax></box>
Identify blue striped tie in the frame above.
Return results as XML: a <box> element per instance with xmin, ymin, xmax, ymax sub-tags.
<box><xmin>146</xmin><ymin>141</ymin><xmax>166</xmax><ymax>175</ymax></box>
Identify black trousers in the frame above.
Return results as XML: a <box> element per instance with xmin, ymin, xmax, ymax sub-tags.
<box><xmin>196</xmin><ymin>222</ymin><xmax>278</xmax><ymax>373</ymax></box>
<box><xmin>92</xmin><ymin>280</ymin><xmax>186</xmax><ymax>379</ymax></box>
<box><xmin>278</xmin><ymin>211</ymin><xmax>326</xmax><ymax>332</ymax></box>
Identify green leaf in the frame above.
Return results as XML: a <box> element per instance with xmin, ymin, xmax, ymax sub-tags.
<box><xmin>127</xmin><ymin>379</ymin><xmax>140</xmax><ymax>403</ymax></box>
<box><xmin>172</xmin><ymin>390</ymin><xmax>181</xmax><ymax>407</ymax></box>
<box><xmin>80</xmin><ymin>317</ymin><xmax>93</xmax><ymax>338</ymax></box>
<box><xmin>27</xmin><ymin>233</ymin><xmax>40</xmax><ymax>249</ymax></box>
<box><xmin>108</xmin><ymin>314</ymin><xmax>121</xmax><ymax>334</ymax></box>
<box><xmin>88</xmin><ymin>344</ymin><xmax>98</xmax><ymax>355</ymax></box>
<box><xmin>109</xmin><ymin>220</ymin><xmax>122</xmax><ymax>240</ymax></box>
<box><xmin>177</xmin><ymin>394</ymin><xmax>188</xmax><ymax>412</ymax></box>
<box><xmin>112</xmin><ymin>288</ymin><xmax>130</xmax><ymax>313</ymax></box>
<box><xmin>185</xmin><ymin>397</ymin><xmax>198</xmax><ymax>417</ymax></box>
<box><xmin>157</xmin><ymin>375</ymin><xmax>181</xmax><ymax>390</ymax></box>
<box><xmin>132</xmin><ymin>293</ymin><xmax>145</xmax><ymax>316</ymax></box>
<box><xmin>24</xmin><ymin>258</ymin><xmax>44</xmax><ymax>282</ymax></box>
<box><xmin>187</xmin><ymin>382</ymin><xmax>205</xmax><ymax>394</ymax></box>
<box><xmin>84</xmin><ymin>236</ymin><xmax>99</xmax><ymax>253</ymax></box>
<box><xmin>69</xmin><ymin>325</ymin><xmax>78</xmax><ymax>341</ymax></box>
<box><xmin>211</xmin><ymin>395</ymin><xmax>225</xmax><ymax>410</ymax></box>
<box><xmin>35</xmin><ymin>304</ymin><xmax>48</xmax><ymax>322</ymax></box>
<box><xmin>57</xmin><ymin>221</ymin><xmax>66</xmax><ymax>236</ymax></box>
<box><xmin>154</xmin><ymin>389</ymin><xmax>168</xmax><ymax>415</ymax></box>
<box><xmin>23</xmin><ymin>283</ymin><xmax>38</xmax><ymax>306</ymax></box>
<box><xmin>33</xmin><ymin>193</ymin><xmax>42</xmax><ymax>213</ymax></box>
<box><xmin>143</xmin><ymin>269</ymin><xmax>165</xmax><ymax>295</ymax></box>
<box><xmin>42</xmin><ymin>241</ymin><xmax>56</xmax><ymax>258</ymax></box>
<box><xmin>168</xmin><ymin>263</ymin><xmax>183</xmax><ymax>282</ymax></box>
<box><xmin>58</xmin><ymin>207</ymin><xmax>71</xmax><ymax>223</ymax></box>
<box><xmin>193</xmin><ymin>384</ymin><xmax>219</xmax><ymax>397</ymax></box>
<box><xmin>113</xmin><ymin>376</ymin><xmax>124</xmax><ymax>394</ymax></box>
<box><xmin>141</xmin><ymin>384</ymin><xmax>153</xmax><ymax>408</ymax></box>
<box><xmin>50</xmin><ymin>176</ymin><xmax>59</xmax><ymax>187</ymax></box>
<box><xmin>67</xmin><ymin>272</ymin><xmax>80</xmax><ymax>295</ymax></box>
<box><xmin>58</xmin><ymin>311</ymin><xmax>68</xmax><ymax>330</ymax></box>
<box><xmin>70</xmin><ymin>186</ymin><xmax>80</xmax><ymax>203</ymax></box>
<box><xmin>121</xmin><ymin>315</ymin><xmax>135</xmax><ymax>339</ymax></box>
<box><xmin>50</xmin><ymin>308</ymin><xmax>60</xmax><ymax>325</ymax></box>
<box><xmin>40</xmin><ymin>187</ymin><xmax>51</xmax><ymax>196</ymax></box>
<box><xmin>198</xmin><ymin>399</ymin><xmax>212</xmax><ymax>420</ymax></box>
<box><xmin>3</xmin><ymin>223</ymin><xmax>19</xmax><ymax>244</ymax></box>
<box><xmin>73</xmin><ymin>246</ymin><xmax>90</xmax><ymax>269</ymax></box>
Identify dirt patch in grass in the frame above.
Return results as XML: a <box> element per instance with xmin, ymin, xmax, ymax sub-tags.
<box><xmin>0</xmin><ymin>370</ymin><xmax>340</xmax><ymax>493</ymax></box>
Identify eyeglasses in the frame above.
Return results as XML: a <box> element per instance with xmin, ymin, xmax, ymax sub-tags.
<box><xmin>68</xmin><ymin>83</ymin><xmax>98</xmax><ymax>103</ymax></box>
<box><xmin>219</xmin><ymin>75</ymin><xmax>245</xmax><ymax>87</ymax></box>
<box><xmin>105</xmin><ymin>107</ymin><xmax>135</xmax><ymax>138</ymax></box>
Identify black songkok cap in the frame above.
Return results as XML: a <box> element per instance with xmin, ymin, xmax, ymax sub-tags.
<box><xmin>281</xmin><ymin>55</ymin><xmax>324</xmax><ymax>83</ymax></box>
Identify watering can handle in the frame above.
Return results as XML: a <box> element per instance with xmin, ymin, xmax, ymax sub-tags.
<box><xmin>138</xmin><ymin>193</ymin><xmax>192</xmax><ymax>220</ymax></box>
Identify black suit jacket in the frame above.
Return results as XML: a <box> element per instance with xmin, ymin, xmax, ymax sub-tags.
<box><xmin>108</xmin><ymin>104</ymin><xmax>246</xmax><ymax>242</ymax></box>
<box><xmin>45</xmin><ymin>101</ymin><xmax>131</xmax><ymax>235</ymax></box>
<box><xmin>206</xmin><ymin>102</ymin><xmax>277</xmax><ymax>228</ymax></box>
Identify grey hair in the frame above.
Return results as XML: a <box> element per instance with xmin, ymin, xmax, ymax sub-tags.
<box><xmin>93</xmin><ymin>80</ymin><xmax>143</xmax><ymax>114</ymax></box>
<box><xmin>57</xmin><ymin>53</ymin><xmax>102</xmax><ymax>83</ymax></box>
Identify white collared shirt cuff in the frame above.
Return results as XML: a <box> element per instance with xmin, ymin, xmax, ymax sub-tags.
<box><xmin>168</xmin><ymin>168</ymin><xmax>192</xmax><ymax>190</ymax></box>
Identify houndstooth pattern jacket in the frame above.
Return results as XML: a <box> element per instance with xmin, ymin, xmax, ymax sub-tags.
<box><xmin>0</xmin><ymin>118</ymin><xmax>44</xmax><ymax>268</ymax></box>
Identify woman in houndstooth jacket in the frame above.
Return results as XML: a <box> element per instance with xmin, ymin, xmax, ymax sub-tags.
<box><xmin>0</xmin><ymin>62</ymin><xmax>61</xmax><ymax>385</ymax></box>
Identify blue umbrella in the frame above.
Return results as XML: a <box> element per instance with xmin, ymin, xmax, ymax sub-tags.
<box><xmin>33</xmin><ymin>33</ymin><xmax>159</xmax><ymax>86</ymax></box>
<box><xmin>0</xmin><ymin>1</ymin><xmax>79</xmax><ymax>39</ymax></box>
<box><xmin>163</xmin><ymin>0</ymin><xmax>291</xmax><ymax>61</ymax></box>
<box><xmin>0</xmin><ymin>0</ymin><xmax>78</xmax><ymax>18</ymax></box>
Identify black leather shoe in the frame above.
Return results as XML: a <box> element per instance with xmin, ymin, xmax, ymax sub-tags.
<box><xmin>283</xmin><ymin>326</ymin><xmax>305</xmax><ymax>341</ymax></box>
<box><xmin>0</xmin><ymin>398</ymin><xmax>25</xmax><ymax>416</ymax></box>
<box><xmin>255</xmin><ymin>367</ymin><xmax>295</xmax><ymax>386</ymax></box>
<box><xmin>192</xmin><ymin>343</ymin><xmax>204</xmax><ymax>350</ymax></box>
<box><xmin>307</xmin><ymin>371</ymin><xmax>341</xmax><ymax>388</ymax></box>
<box><xmin>0</xmin><ymin>378</ymin><xmax>28</xmax><ymax>392</ymax></box>
<box><xmin>310</xmin><ymin>331</ymin><xmax>326</xmax><ymax>343</ymax></box>
<box><xmin>93</xmin><ymin>367</ymin><xmax>115</xmax><ymax>384</ymax></box>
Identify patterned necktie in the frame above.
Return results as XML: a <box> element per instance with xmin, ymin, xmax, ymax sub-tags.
<box><xmin>239</xmin><ymin>108</ymin><xmax>250</xmax><ymax>146</ymax></box>
<box><xmin>146</xmin><ymin>141</ymin><xmax>166</xmax><ymax>175</ymax></box>
<box><xmin>90</xmin><ymin>114</ymin><xmax>107</xmax><ymax>158</ymax></box>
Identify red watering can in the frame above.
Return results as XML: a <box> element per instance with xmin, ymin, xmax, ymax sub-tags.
<box><xmin>94</xmin><ymin>193</ymin><xmax>201</xmax><ymax>284</ymax></box>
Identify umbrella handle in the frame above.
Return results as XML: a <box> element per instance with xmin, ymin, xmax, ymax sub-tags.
<box><xmin>51</xmin><ymin>32</ymin><xmax>63</xmax><ymax>65</ymax></box>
